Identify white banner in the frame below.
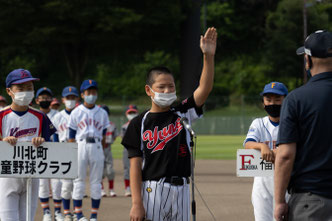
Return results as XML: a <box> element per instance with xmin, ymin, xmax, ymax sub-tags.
<box><xmin>0</xmin><ymin>141</ymin><xmax>78</xmax><ymax>179</ymax></box>
<box><xmin>237</xmin><ymin>149</ymin><xmax>274</xmax><ymax>177</ymax></box>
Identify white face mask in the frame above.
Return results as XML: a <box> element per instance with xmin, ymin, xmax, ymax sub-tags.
<box><xmin>10</xmin><ymin>90</ymin><xmax>34</xmax><ymax>106</ymax></box>
<box><xmin>150</xmin><ymin>87</ymin><xmax>177</xmax><ymax>108</ymax></box>
<box><xmin>64</xmin><ymin>100</ymin><xmax>76</xmax><ymax>109</ymax></box>
<box><xmin>84</xmin><ymin>95</ymin><xmax>97</xmax><ymax>104</ymax></box>
<box><xmin>127</xmin><ymin>113</ymin><xmax>138</xmax><ymax>121</ymax></box>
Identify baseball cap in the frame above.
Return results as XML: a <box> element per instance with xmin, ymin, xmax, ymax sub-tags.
<box><xmin>62</xmin><ymin>86</ymin><xmax>79</xmax><ymax>97</ymax></box>
<box><xmin>261</xmin><ymin>82</ymin><xmax>288</xmax><ymax>96</ymax></box>
<box><xmin>296</xmin><ymin>30</ymin><xmax>332</xmax><ymax>58</ymax></box>
<box><xmin>126</xmin><ymin>104</ymin><xmax>138</xmax><ymax>114</ymax></box>
<box><xmin>80</xmin><ymin>79</ymin><xmax>98</xmax><ymax>92</ymax></box>
<box><xmin>6</xmin><ymin>69</ymin><xmax>39</xmax><ymax>88</ymax></box>
<box><xmin>36</xmin><ymin>87</ymin><xmax>53</xmax><ymax>98</ymax></box>
<box><xmin>0</xmin><ymin>95</ymin><xmax>7</xmax><ymax>103</ymax></box>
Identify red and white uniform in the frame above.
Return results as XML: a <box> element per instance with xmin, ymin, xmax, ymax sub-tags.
<box><xmin>0</xmin><ymin>106</ymin><xmax>56</xmax><ymax>221</ymax></box>
<box><xmin>68</xmin><ymin>104</ymin><xmax>109</xmax><ymax>200</ymax></box>
<box><xmin>103</xmin><ymin>122</ymin><xmax>117</xmax><ymax>181</ymax></box>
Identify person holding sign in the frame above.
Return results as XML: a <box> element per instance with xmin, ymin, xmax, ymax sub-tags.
<box><xmin>68</xmin><ymin>79</ymin><xmax>109</xmax><ymax>221</ymax></box>
<box><xmin>53</xmin><ymin>86</ymin><xmax>80</xmax><ymax>221</ymax></box>
<box><xmin>243</xmin><ymin>82</ymin><xmax>288</xmax><ymax>221</ymax></box>
<box><xmin>0</xmin><ymin>69</ymin><xmax>56</xmax><ymax>221</ymax></box>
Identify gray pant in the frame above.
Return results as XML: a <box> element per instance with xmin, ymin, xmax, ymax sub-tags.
<box><xmin>289</xmin><ymin>192</ymin><xmax>332</xmax><ymax>221</ymax></box>
<box><xmin>103</xmin><ymin>146</ymin><xmax>130</xmax><ymax>181</ymax></box>
<box><xmin>103</xmin><ymin>146</ymin><xmax>115</xmax><ymax>180</ymax></box>
<box><xmin>122</xmin><ymin>148</ymin><xmax>130</xmax><ymax>180</ymax></box>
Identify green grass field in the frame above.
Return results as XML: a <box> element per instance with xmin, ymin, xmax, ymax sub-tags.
<box><xmin>111</xmin><ymin>135</ymin><xmax>245</xmax><ymax>160</ymax></box>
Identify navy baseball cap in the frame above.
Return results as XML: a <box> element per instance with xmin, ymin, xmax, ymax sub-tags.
<box><xmin>296</xmin><ymin>30</ymin><xmax>332</xmax><ymax>58</ymax></box>
<box><xmin>126</xmin><ymin>104</ymin><xmax>138</xmax><ymax>114</ymax></box>
<box><xmin>80</xmin><ymin>79</ymin><xmax>98</xmax><ymax>92</ymax></box>
<box><xmin>62</xmin><ymin>86</ymin><xmax>79</xmax><ymax>97</ymax></box>
<box><xmin>6</xmin><ymin>69</ymin><xmax>39</xmax><ymax>88</ymax></box>
<box><xmin>261</xmin><ymin>82</ymin><xmax>288</xmax><ymax>96</ymax></box>
<box><xmin>36</xmin><ymin>87</ymin><xmax>53</xmax><ymax>98</ymax></box>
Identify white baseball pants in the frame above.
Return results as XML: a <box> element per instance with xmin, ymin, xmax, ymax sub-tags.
<box><xmin>0</xmin><ymin>178</ymin><xmax>39</xmax><ymax>221</ymax></box>
<box><xmin>73</xmin><ymin>141</ymin><xmax>104</xmax><ymax>200</ymax></box>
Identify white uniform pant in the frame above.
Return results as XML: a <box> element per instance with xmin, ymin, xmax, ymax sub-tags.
<box><xmin>142</xmin><ymin>179</ymin><xmax>190</xmax><ymax>221</ymax></box>
<box><xmin>73</xmin><ymin>141</ymin><xmax>104</xmax><ymax>200</ymax></box>
<box><xmin>39</xmin><ymin>178</ymin><xmax>62</xmax><ymax>200</ymax></box>
<box><xmin>0</xmin><ymin>178</ymin><xmax>39</xmax><ymax>221</ymax></box>
<box><xmin>61</xmin><ymin>179</ymin><xmax>73</xmax><ymax>200</ymax></box>
<box><xmin>252</xmin><ymin>176</ymin><xmax>290</xmax><ymax>221</ymax></box>
<box><xmin>103</xmin><ymin>146</ymin><xmax>115</xmax><ymax>180</ymax></box>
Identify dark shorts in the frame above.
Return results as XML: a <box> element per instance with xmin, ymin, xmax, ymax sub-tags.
<box><xmin>289</xmin><ymin>192</ymin><xmax>332</xmax><ymax>221</ymax></box>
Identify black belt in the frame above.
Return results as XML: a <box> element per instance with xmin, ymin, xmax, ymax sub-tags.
<box><xmin>164</xmin><ymin>176</ymin><xmax>190</xmax><ymax>186</ymax></box>
<box><xmin>80</xmin><ymin>137</ymin><xmax>100</xmax><ymax>143</ymax></box>
<box><xmin>289</xmin><ymin>188</ymin><xmax>309</xmax><ymax>194</ymax></box>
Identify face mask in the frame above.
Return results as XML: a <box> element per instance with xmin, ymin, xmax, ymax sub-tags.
<box><xmin>39</xmin><ymin>100</ymin><xmax>51</xmax><ymax>109</ymax></box>
<box><xmin>150</xmin><ymin>87</ymin><xmax>177</xmax><ymax>108</ymax></box>
<box><xmin>10</xmin><ymin>90</ymin><xmax>34</xmax><ymax>106</ymax></box>
<box><xmin>264</xmin><ymin>105</ymin><xmax>281</xmax><ymax>118</ymax></box>
<box><xmin>64</xmin><ymin>100</ymin><xmax>76</xmax><ymax>109</ymax></box>
<box><xmin>84</xmin><ymin>95</ymin><xmax>97</xmax><ymax>104</ymax></box>
<box><xmin>127</xmin><ymin>113</ymin><xmax>138</xmax><ymax>121</ymax></box>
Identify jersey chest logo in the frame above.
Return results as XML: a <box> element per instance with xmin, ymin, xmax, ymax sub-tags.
<box><xmin>10</xmin><ymin>127</ymin><xmax>37</xmax><ymax>138</ymax></box>
<box><xmin>142</xmin><ymin>118</ymin><xmax>183</xmax><ymax>153</ymax></box>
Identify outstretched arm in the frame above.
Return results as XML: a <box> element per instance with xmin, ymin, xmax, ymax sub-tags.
<box><xmin>194</xmin><ymin>27</ymin><xmax>217</xmax><ymax>107</ymax></box>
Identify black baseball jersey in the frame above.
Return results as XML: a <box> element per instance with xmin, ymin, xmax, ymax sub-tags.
<box><xmin>121</xmin><ymin>96</ymin><xmax>202</xmax><ymax>181</ymax></box>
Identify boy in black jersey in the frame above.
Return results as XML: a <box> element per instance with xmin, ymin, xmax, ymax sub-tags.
<box><xmin>122</xmin><ymin>27</ymin><xmax>217</xmax><ymax>221</ymax></box>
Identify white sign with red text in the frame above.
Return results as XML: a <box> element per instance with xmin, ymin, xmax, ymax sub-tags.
<box><xmin>0</xmin><ymin>141</ymin><xmax>78</xmax><ymax>179</ymax></box>
<box><xmin>237</xmin><ymin>149</ymin><xmax>274</xmax><ymax>177</ymax></box>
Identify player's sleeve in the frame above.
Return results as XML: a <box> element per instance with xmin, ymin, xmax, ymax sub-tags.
<box><xmin>277</xmin><ymin>93</ymin><xmax>299</xmax><ymax>145</ymax></box>
<box><xmin>121</xmin><ymin>116</ymin><xmax>143</xmax><ymax>158</ymax></box>
<box><xmin>102</xmin><ymin>111</ymin><xmax>110</xmax><ymax>131</ymax></box>
<box><xmin>243</xmin><ymin>118</ymin><xmax>262</xmax><ymax>146</ymax></box>
<box><xmin>175</xmin><ymin>95</ymin><xmax>203</xmax><ymax>122</ymax></box>
<box><xmin>41</xmin><ymin>114</ymin><xmax>57</xmax><ymax>141</ymax></box>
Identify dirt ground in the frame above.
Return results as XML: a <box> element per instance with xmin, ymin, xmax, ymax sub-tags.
<box><xmin>35</xmin><ymin>159</ymin><xmax>254</xmax><ymax>221</ymax></box>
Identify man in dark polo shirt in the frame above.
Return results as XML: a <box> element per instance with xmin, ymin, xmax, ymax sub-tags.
<box><xmin>274</xmin><ymin>30</ymin><xmax>332</xmax><ymax>221</ymax></box>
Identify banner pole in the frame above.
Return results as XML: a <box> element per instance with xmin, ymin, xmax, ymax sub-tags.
<box><xmin>26</xmin><ymin>177</ymin><xmax>32</xmax><ymax>221</ymax></box>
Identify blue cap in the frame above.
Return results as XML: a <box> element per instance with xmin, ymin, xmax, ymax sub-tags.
<box><xmin>261</xmin><ymin>82</ymin><xmax>288</xmax><ymax>96</ymax></box>
<box><xmin>80</xmin><ymin>79</ymin><xmax>98</xmax><ymax>92</ymax></box>
<box><xmin>62</xmin><ymin>86</ymin><xmax>79</xmax><ymax>97</ymax></box>
<box><xmin>6</xmin><ymin>69</ymin><xmax>39</xmax><ymax>88</ymax></box>
<box><xmin>36</xmin><ymin>87</ymin><xmax>53</xmax><ymax>98</ymax></box>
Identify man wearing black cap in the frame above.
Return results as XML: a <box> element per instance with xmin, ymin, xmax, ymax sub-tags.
<box><xmin>274</xmin><ymin>30</ymin><xmax>332</xmax><ymax>221</ymax></box>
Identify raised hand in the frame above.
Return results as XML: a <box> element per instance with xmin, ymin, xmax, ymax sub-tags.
<box><xmin>200</xmin><ymin>27</ymin><xmax>217</xmax><ymax>56</ymax></box>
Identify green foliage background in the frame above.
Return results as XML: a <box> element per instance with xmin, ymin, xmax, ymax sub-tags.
<box><xmin>0</xmin><ymin>0</ymin><xmax>332</xmax><ymax>104</ymax></box>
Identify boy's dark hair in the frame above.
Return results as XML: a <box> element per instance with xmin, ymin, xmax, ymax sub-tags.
<box><xmin>146</xmin><ymin>66</ymin><xmax>174</xmax><ymax>86</ymax></box>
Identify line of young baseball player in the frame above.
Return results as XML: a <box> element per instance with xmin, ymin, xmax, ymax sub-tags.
<box><xmin>0</xmin><ymin>71</ymin><xmax>138</xmax><ymax>221</ymax></box>
<box><xmin>0</xmin><ymin>27</ymin><xmax>218</xmax><ymax>221</ymax></box>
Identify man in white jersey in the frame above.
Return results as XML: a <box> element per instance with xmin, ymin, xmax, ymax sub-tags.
<box><xmin>122</xmin><ymin>27</ymin><xmax>217</xmax><ymax>221</ymax></box>
<box><xmin>53</xmin><ymin>86</ymin><xmax>80</xmax><ymax>221</ymax></box>
<box><xmin>0</xmin><ymin>69</ymin><xmax>56</xmax><ymax>221</ymax></box>
<box><xmin>120</xmin><ymin>104</ymin><xmax>139</xmax><ymax>197</ymax></box>
<box><xmin>244</xmin><ymin>82</ymin><xmax>288</xmax><ymax>221</ymax></box>
<box><xmin>100</xmin><ymin>105</ymin><xmax>118</xmax><ymax>197</ymax></box>
<box><xmin>68</xmin><ymin>79</ymin><xmax>109</xmax><ymax>221</ymax></box>
<box><xmin>35</xmin><ymin>87</ymin><xmax>64</xmax><ymax>221</ymax></box>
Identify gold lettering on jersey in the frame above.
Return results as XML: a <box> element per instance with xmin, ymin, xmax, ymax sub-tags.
<box><xmin>142</xmin><ymin>118</ymin><xmax>183</xmax><ymax>153</ymax></box>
